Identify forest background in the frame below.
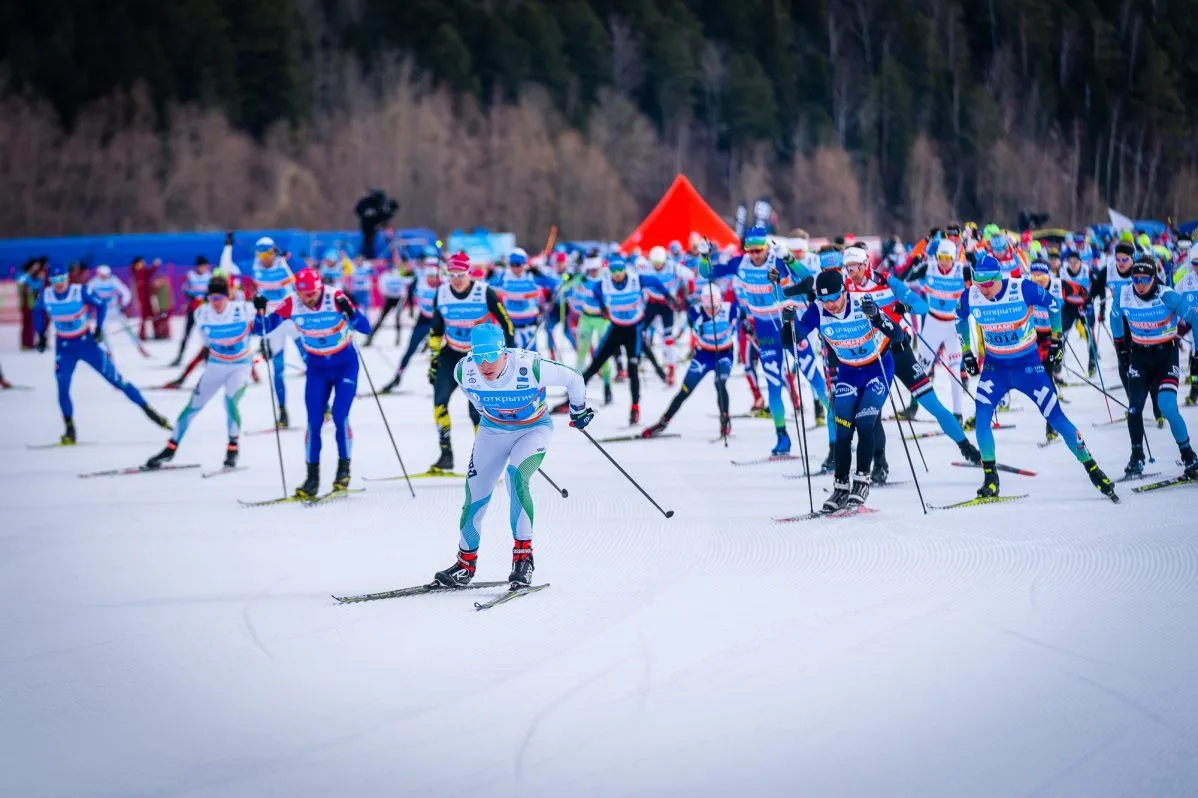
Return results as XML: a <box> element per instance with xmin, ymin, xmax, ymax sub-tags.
<box><xmin>1</xmin><ymin>0</ymin><xmax>1195</xmax><ymax>243</ymax></box>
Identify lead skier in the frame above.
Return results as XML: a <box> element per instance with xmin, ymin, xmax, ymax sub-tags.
<box><xmin>432</xmin><ymin>323</ymin><xmax>594</xmax><ymax>590</ymax></box>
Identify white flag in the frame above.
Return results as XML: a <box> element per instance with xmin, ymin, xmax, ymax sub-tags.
<box><xmin>1108</xmin><ymin>208</ymin><xmax>1134</xmax><ymax>232</ymax></box>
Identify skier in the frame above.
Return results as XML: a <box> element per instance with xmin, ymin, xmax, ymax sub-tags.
<box><xmin>640</xmin><ymin>245</ymin><xmax>686</xmax><ymax>386</ymax></box>
<box><xmin>432</xmin><ymin>323</ymin><xmax>593</xmax><ymax>589</ymax></box>
<box><xmin>381</xmin><ymin>251</ymin><xmax>441</xmax><ymax>392</ymax></box>
<box><xmin>252</xmin><ymin>236</ymin><xmax>306</xmax><ymax>428</ymax></box>
<box><xmin>956</xmin><ymin>254</ymin><xmax>1118</xmax><ymax>501</ymax></box>
<box><xmin>34</xmin><ymin>263</ymin><xmax>172</xmax><ymax>444</ymax></box>
<box><xmin>790</xmin><ymin>269</ymin><xmax>907</xmax><ymax>511</ymax></box>
<box><xmin>254</xmin><ymin>267</ymin><xmax>372</xmax><ymax>498</ymax></box>
<box><xmin>1175</xmin><ymin>243</ymin><xmax>1198</xmax><ymax>405</ymax></box>
<box><xmin>346</xmin><ymin>257</ymin><xmax>375</xmax><ymax>311</ymax></box>
<box><xmin>910</xmin><ymin>239</ymin><xmax>968</xmax><ymax>420</ymax></box>
<box><xmin>563</xmin><ymin>255</ymin><xmax>614</xmax><ymax>405</ymax></box>
<box><xmin>1060</xmin><ymin>248</ymin><xmax>1100</xmax><ymax>377</ymax></box>
<box><xmin>144</xmin><ymin>274</ymin><xmax>254</xmax><ymax>470</ymax></box>
<box><xmin>705</xmin><ymin>227</ymin><xmax>807</xmax><ymax>455</ymax></box>
<box><xmin>1117</xmin><ymin>255</ymin><xmax>1198</xmax><ymax>479</ymax></box>
<box><xmin>840</xmin><ymin>244</ymin><xmax>980</xmax><ymax>478</ymax></box>
<box><xmin>642</xmin><ymin>286</ymin><xmax>738</xmax><ymax>438</ymax></box>
<box><xmin>426</xmin><ymin>252</ymin><xmax>516</xmax><ymax>473</ymax></box>
<box><xmin>365</xmin><ymin>255</ymin><xmax>412</xmax><ymax>346</ymax></box>
<box><xmin>171</xmin><ymin>255</ymin><xmax>213</xmax><ymax>366</ymax></box>
<box><xmin>561</xmin><ymin>254</ymin><xmax>669</xmax><ymax>425</ymax></box>
<box><xmin>492</xmin><ymin>247</ymin><xmax>556</xmax><ymax>350</ymax></box>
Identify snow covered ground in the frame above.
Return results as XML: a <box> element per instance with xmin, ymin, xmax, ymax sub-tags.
<box><xmin>3</xmin><ymin>318</ymin><xmax>1198</xmax><ymax>798</ymax></box>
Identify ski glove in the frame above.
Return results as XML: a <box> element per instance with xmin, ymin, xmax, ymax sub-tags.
<box><xmin>859</xmin><ymin>295</ymin><xmax>880</xmax><ymax>319</ymax></box>
<box><xmin>427</xmin><ymin>355</ymin><xmax>439</xmax><ymax>386</ymax></box>
<box><xmin>92</xmin><ymin>327</ymin><xmax>104</xmax><ymax>344</ymax></box>
<box><xmin>569</xmin><ymin>406</ymin><xmax>595</xmax><ymax>429</ymax></box>
<box><xmin>252</xmin><ymin>295</ymin><xmax>268</xmax><ymax>312</ymax></box>
<box><xmin>335</xmin><ymin>294</ymin><xmax>355</xmax><ymax>317</ymax></box>
<box><xmin>36</xmin><ymin>334</ymin><xmax>47</xmax><ymax>353</ymax></box>
<box><xmin>1047</xmin><ymin>338</ymin><xmax>1064</xmax><ymax>370</ymax></box>
<box><xmin>962</xmin><ymin>350</ymin><xmax>980</xmax><ymax>376</ymax></box>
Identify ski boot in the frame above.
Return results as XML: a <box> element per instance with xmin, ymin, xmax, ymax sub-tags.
<box><xmin>1087</xmin><ymin>359</ymin><xmax>1097</xmax><ymax>379</ymax></box>
<box><xmin>380</xmin><ymin>371</ymin><xmax>403</xmax><ymax>394</ymax></box>
<box><xmin>433</xmin><ymin>548</ymin><xmax>477</xmax><ymax>588</ymax></box>
<box><xmin>508</xmin><ymin>540</ymin><xmax>534</xmax><ymax>588</ymax></box>
<box><xmin>1045</xmin><ymin>420</ymin><xmax>1059</xmax><ymax>443</ymax></box>
<box><xmin>963</xmin><ymin>415</ymin><xmax>977</xmax><ymax>431</ymax></box>
<box><xmin>1085</xmin><ymin>460</ymin><xmax>1118</xmax><ymax>502</ymax></box>
<box><xmin>870</xmin><ymin>451</ymin><xmax>889</xmax><ymax>486</ymax></box>
<box><xmin>977</xmin><ymin>461</ymin><xmax>1000</xmax><ymax>498</ymax></box>
<box><xmin>61</xmin><ymin>417</ymin><xmax>77</xmax><ymax>446</ymax></box>
<box><xmin>144</xmin><ymin>441</ymin><xmax>177</xmax><ymax>470</ymax></box>
<box><xmin>819</xmin><ymin>447</ymin><xmax>836</xmax><ymax>475</ymax></box>
<box><xmin>822</xmin><ymin>479</ymin><xmax>851</xmax><ymax>514</ymax></box>
<box><xmin>277</xmin><ymin>406</ymin><xmax>290</xmax><ymax>429</ymax></box>
<box><xmin>1123</xmin><ymin>446</ymin><xmax>1145</xmax><ymax>479</ymax></box>
<box><xmin>894</xmin><ymin>397</ymin><xmax>920</xmax><ymax>421</ymax></box>
<box><xmin>957</xmin><ymin>438</ymin><xmax>982</xmax><ymax>465</ymax></box>
<box><xmin>295</xmin><ymin>462</ymin><xmax>320</xmax><ymax>499</ymax></box>
<box><xmin>615</xmin><ymin>368</ymin><xmax>627</xmax><ymax>383</ymax></box>
<box><xmin>603</xmin><ymin>383</ymin><xmax>613</xmax><ymax>406</ymax></box>
<box><xmin>1181</xmin><ymin>446</ymin><xmax>1198</xmax><ymax>481</ymax></box>
<box><xmin>719</xmin><ymin>412</ymin><xmax>732</xmax><ymax>438</ymax></box>
<box><xmin>144</xmin><ymin>406</ymin><xmax>172</xmax><ymax>430</ymax></box>
<box><xmin>666</xmin><ymin>364</ymin><xmax>676</xmax><ymax>387</ymax></box>
<box><xmin>813</xmin><ymin>401</ymin><xmax>826</xmax><ymax>427</ymax></box>
<box><xmin>426</xmin><ymin>440</ymin><xmax>452</xmax><ymax>472</ymax></box>
<box><xmin>953</xmin><ymin>412</ymin><xmax>964</xmax><ymax>428</ymax></box>
<box><xmin>223</xmin><ymin>438</ymin><xmax>239</xmax><ymax>468</ymax></box>
<box><xmin>1155</xmin><ymin>413</ymin><xmax>1165</xmax><ymax>429</ymax></box>
<box><xmin>750</xmin><ymin>392</ymin><xmax>767</xmax><ymax>417</ymax></box>
<box><xmin>846</xmin><ymin>472</ymin><xmax>871</xmax><ymax>508</ymax></box>
<box><xmin>333</xmin><ymin>457</ymin><xmax>351</xmax><ymax>491</ymax></box>
<box><xmin>641</xmin><ymin>417</ymin><xmax>671</xmax><ymax>439</ymax></box>
<box><xmin>629</xmin><ymin>404</ymin><xmax>640</xmax><ymax>425</ymax></box>
<box><xmin>1186</xmin><ymin>387</ymin><xmax>1198</xmax><ymax>407</ymax></box>
<box><xmin>771</xmin><ymin>427</ymin><xmax>791</xmax><ymax>456</ymax></box>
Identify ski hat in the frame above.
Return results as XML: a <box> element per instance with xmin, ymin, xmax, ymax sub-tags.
<box><xmin>669</xmin><ymin>241</ymin><xmax>683</xmax><ymax>257</ymax></box>
<box><xmin>743</xmin><ymin>226</ymin><xmax>769</xmax><ymax>251</ymax></box>
<box><xmin>814</xmin><ymin>268</ymin><xmax>845</xmax><ymax>302</ymax></box>
<box><xmin>608</xmin><ymin>254</ymin><xmax>628</xmax><ymax>273</ymax></box>
<box><xmin>844</xmin><ymin>246</ymin><xmax>869</xmax><ymax>267</ymax></box>
<box><xmin>697</xmin><ymin>287</ymin><xmax>722</xmax><ymax>318</ymax></box>
<box><xmin>818</xmin><ymin>248</ymin><xmax>843</xmax><ymax>270</ymax></box>
<box><xmin>936</xmin><ymin>239</ymin><xmax>957</xmax><ymax>259</ymax></box>
<box><xmin>470</xmin><ymin>323</ymin><xmax>507</xmax><ymax>363</ymax></box>
<box><xmin>255</xmin><ymin>237</ymin><xmax>275</xmax><ymax>255</ymax></box>
<box><xmin>508</xmin><ymin>247</ymin><xmax>528</xmax><ymax>267</ymax></box>
<box><xmin>972</xmin><ymin>253</ymin><xmax>1003</xmax><ymax>282</ymax></box>
<box><xmin>294</xmin><ymin>267</ymin><xmax>321</xmax><ymax>293</ymax></box>
<box><xmin>48</xmin><ymin>262</ymin><xmax>68</xmax><ymax>283</ymax></box>
<box><xmin>207</xmin><ymin>275</ymin><xmax>230</xmax><ymax>297</ymax></box>
<box><xmin>322</xmin><ymin>248</ymin><xmax>340</xmax><ymax>263</ymax></box>
<box><xmin>96</xmin><ymin>264</ymin><xmax>112</xmax><ymax>277</ymax></box>
<box><xmin>446</xmin><ymin>252</ymin><xmax>471</xmax><ymax>274</ymax></box>
<box><xmin>649</xmin><ymin>246</ymin><xmax>668</xmax><ymax>266</ymax></box>
<box><xmin>1130</xmin><ymin>254</ymin><xmax>1157</xmax><ymax>279</ymax></box>
<box><xmin>1028</xmin><ymin>259</ymin><xmax>1051</xmax><ymax>275</ymax></box>
<box><xmin>1114</xmin><ymin>242</ymin><xmax>1135</xmax><ymax>258</ymax></box>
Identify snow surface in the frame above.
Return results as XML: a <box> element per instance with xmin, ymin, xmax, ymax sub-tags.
<box><xmin>3</xmin><ymin>319</ymin><xmax>1198</xmax><ymax>798</ymax></box>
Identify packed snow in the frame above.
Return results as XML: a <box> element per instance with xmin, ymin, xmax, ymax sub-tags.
<box><xmin>3</xmin><ymin>319</ymin><xmax>1198</xmax><ymax>797</ymax></box>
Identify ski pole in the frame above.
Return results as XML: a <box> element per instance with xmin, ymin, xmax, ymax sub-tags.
<box><xmin>707</xmin><ymin>277</ymin><xmax>729</xmax><ymax>449</ymax></box>
<box><xmin>891</xmin><ymin>378</ymin><xmax>929</xmax><ymax>472</ymax></box>
<box><xmin>887</xmin><ymin>388</ymin><xmax>928</xmax><ymax>514</ymax></box>
<box><xmin>537</xmin><ymin>468</ymin><xmax>568</xmax><ymax>498</ymax></box>
<box><xmin>576</xmin><ymin>426</ymin><xmax>674</xmax><ymax>518</ymax></box>
<box><xmin>912</xmin><ymin>329</ymin><xmax>976</xmax><ymax>401</ymax></box>
<box><xmin>770</xmin><ymin>282</ymin><xmax>816</xmax><ymax>514</ymax></box>
<box><xmin>1061</xmin><ymin>361</ymin><xmax>1129</xmax><ymax>409</ymax></box>
<box><xmin>353</xmin><ymin>342</ymin><xmax>415</xmax><ymax>497</ymax></box>
<box><xmin>259</xmin><ymin>333</ymin><xmax>288</xmax><ymax>498</ymax></box>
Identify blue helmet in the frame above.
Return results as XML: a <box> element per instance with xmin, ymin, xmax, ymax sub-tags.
<box><xmin>972</xmin><ymin>253</ymin><xmax>1003</xmax><ymax>282</ymax></box>
<box><xmin>255</xmin><ymin>236</ymin><xmax>276</xmax><ymax>253</ymax></box>
<box><xmin>322</xmin><ymin>248</ymin><xmax>339</xmax><ymax>263</ymax></box>
<box><xmin>508</xmin><ymin>247</ymin><xmax>528</xmax><ymax>267</ymax></box>
<box><xmin>470</xmin><ymin>323</ymin><xmax>507</xmax><ymax>363</ymax></box>
<box><xmin>48</xmin><ymin>262</ymin><xmax>69</xmax><ymax>283</ymax></box>
<box><xmin>744</xmin><ymin>226</ymin><xmax>769</xmax><ymax>250</ymax></box>
<box><xmin>608</xmin><ymin>254</ymin><xmax>628</xmax><ymax>272</ymax></box>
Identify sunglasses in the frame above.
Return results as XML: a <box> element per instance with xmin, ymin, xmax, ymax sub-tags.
<box><xmin>1115</xmin><ymin>256</ymin><xmax>1132</xmax><ymax>264</ymax></box>
<box><xmin>744</xmin><ymin>246</ymin><xmax>767</xmax><ymax>254</ymax></box>
<box><xmin>974</xmin><ymin>274</ymin><xmax>1002</xmax><ymax>285</ymax></box>
<box><xmin>207</xmin><ymin>293</ymin><xmax>229</xmax><ymax>301</ymax></box>
<box><xmin>1131</xmin><ymin>274</ymin><xmax>1155</xmax><ymax>285</ymax></box>
<box><xmin>816</xmin><ymin>290</ymin><xmax>844</xmax><ymax>304</ymax></box>
<box><xmin>473</xmin><ymin>347</ymin><xmax>504</xmax><ymax>364</ymax></box>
